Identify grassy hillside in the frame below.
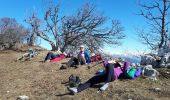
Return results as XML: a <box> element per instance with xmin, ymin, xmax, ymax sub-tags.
<box><xmin>0</xmin><ymin>50</ymin><xmax>170</xmax><ymax>100</ymax></box>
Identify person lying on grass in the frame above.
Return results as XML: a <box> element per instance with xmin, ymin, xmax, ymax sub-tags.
<box><xmin>67</xmin><ymin>60</ymin><xmax>131</xmax><ymax>94</ymax></box>
<box><xmin>17</xmin><ymin>48</ymin><xmax>38</xmax><ymax>62</ymax></box>
<box><xmin>44</xmin><ymin>51</ymin><xmax>67</xmax><ymax>62</ymax></box>
<box><xmin>60</xmin><ymin>45</ymin><xmax>91</xmax><ymax>69</ymax></box>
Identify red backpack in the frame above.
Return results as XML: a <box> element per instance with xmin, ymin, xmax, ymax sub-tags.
<box><xmin>91</xmin><ymin>54</ymin><xmax>102</xmax><ymax>62</ymax></box>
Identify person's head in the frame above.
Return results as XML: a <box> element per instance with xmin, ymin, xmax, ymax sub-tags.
<box><xmin>80</xmin><ymin>45</ymin><xmax>85</xmax><ymax>52</ymax></box>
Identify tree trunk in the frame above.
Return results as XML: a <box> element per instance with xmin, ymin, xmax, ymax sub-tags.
<box><xmin>159</xmin><ymin>0</ymin><xmax>166</xmax><ymax>49</ymax></box>
<box><xmin>61</xmin><ymin>45</ymin><xmax>66</xmax><ymax>53</ymax></box>
<box><xmin>28</xmin><ymin>33</ymin><xmax>36</xmax><ymax>46</ymax></box>
<box><xmin>50</xmin><ymin>42</ymin><xmax>58</xmax><ymax>51</ymax></box>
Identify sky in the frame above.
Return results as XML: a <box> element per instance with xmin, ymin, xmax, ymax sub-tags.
<box><xmin>0</xmin><ymin>0</ymin><xmax>150</xmax><ymax>55</ymax></box>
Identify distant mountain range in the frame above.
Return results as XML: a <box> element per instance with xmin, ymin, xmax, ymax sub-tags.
<box><xmin>103</xmin><ymin>53</ymin><xmax>141</xmax><ymax>63</ymax></box>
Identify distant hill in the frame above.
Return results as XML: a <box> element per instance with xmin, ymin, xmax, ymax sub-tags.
<box><xmin>112</xmin><ymin>54</ymin><xmax>141</xmax><ymax>63</ymax></box>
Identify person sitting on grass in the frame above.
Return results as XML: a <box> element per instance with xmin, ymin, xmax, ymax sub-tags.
<box><xmin>67</xmin><ymin>60</ymin><xmax>130</xmax><ymax>94</ymax></box>
<box><xmin>60</xmin><ymin>45</ymin><xmax>91</xmax><ymax>69</ymax></box>
<box><xmin>44</xmin><ymin>51</ymin><xmax>67</xmax><ymax>62</ymax></box>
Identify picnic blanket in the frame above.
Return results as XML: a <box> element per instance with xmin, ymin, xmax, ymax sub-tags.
<box><xmin>50</xmin><ymin>55</ymin><xmax>65</xmax><ymax>62</ymax></box>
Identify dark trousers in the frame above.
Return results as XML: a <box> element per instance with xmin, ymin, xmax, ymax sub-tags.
<box><xmin>44</xmin><ymin>52</ymin><xmax>58</xmax><ymax>61</ymax></box>
<box><xmin>66</xmin><ymin>57</ymin><xmax>86</xmax><ymax>67</ymax></box>
<box><xmin>77</xmin><ymin>63</ymin><xmax>114</xmax><ymax>92</ymax></box>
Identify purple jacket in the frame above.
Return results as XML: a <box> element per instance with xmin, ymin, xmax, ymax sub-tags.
<box><xmin>114</xmin><ymin>61</ymin><xmax>130</xmax><ymax>80</ymax></box>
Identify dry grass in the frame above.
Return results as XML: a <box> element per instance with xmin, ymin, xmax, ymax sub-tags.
<box><xmin>0</xmin><ymin>50</ymin><xmax>170</xmax><ymax>100</ymax></box>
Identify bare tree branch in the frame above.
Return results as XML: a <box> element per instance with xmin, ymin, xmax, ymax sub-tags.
<box><xmin>138</xmin><ymin>0</ymin><xmax>170</xmax><ymax>50</ymax></box>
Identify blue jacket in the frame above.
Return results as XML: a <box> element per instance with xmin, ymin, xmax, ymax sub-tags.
<box><xmin>79</xmin><ymin>50</ymin><xmax>91</xmax><ymax>64</ymax></box>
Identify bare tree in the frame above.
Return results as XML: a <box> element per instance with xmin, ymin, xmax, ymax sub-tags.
<box><xmin>0</xmin><ymin>17</ymin><xmax>28</xmax><ymax>50</ymax></box>
<box><xmin>138</xmin><ymin>0</ymin><xmax>170</xmax><ymax>50</ymax></box>
<box><xmin>26</xmin><ymin>3</ymin><xmax>125</xmax><ymax>52</ymax></box>
<box><xmin>61</xmin><ymin>4</ymin><xmax>125</xmax><ymax>52</ymax></box>
<box><xmin>26</xmin><ymin>27</ymin><xmax>37</xmax><ymax>46</ymax></box>
<box><xmin>25</xmin><ymin>4</ymin><xmax>63</xmax><ymax>51</ymax></box>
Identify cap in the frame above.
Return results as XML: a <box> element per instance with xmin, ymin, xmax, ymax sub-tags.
<box><xmin>80</xmin><ymin>45</ymin><xmax>84</xmax><ymax>48</ymax></box>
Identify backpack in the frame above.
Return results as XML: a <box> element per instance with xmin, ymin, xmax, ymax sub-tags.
<box><xmin>69</xmin><ymin>75</ymin><xmax>81</xmax><ymax>87</ymax></box>
<box><xmin>125</xmin><ymin>67</ymin><xmax>137</xmax><ymax>79</ymax></box>
<box><xmin>134</xmin><ymin>67</ymin><xmax>142</xmax><ymax>78</ymax></box>
<box><xmin>91</xmin><ymin>54</ymin><xmax>102</xmax><ymax>62</ymax></box>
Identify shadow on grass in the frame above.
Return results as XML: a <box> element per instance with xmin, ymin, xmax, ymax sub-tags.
<box><xmin>55</xmin><ymin>92</ymin><xmax>72</xmax><ymax>96</ymax></box>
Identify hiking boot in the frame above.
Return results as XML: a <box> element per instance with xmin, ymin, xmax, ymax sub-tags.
<box><xmin>60</xmin><ymin>65</ymin><xmax>67</xmax><ymax>70</ymax></box>
<box><xmin>67</xmin><ymin>87</ymin><xmax>78</xmax><ymax>95</ymax></box>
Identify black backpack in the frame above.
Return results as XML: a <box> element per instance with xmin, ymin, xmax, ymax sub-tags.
<box><xmin>69</xmin><ymin>74</ymin><xmax>81</xmax><ymax>87</ymax></box>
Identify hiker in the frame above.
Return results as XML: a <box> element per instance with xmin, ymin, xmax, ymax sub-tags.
<box><xmin>61</xmin><ymin>45</ymin><xmax>91</xmax><ymax>69</ymax></box>
<box><xmin>17</xmin><ymin>48</ymin><xmax>38</xmax><ymax>62</ymax></box>
<box><xmin>44</xmin><ymin>51</ymin><xmax>67</xmax><ymax>62</ymax></box>
<box><xmin>68</xmin><ymin>60</ymin><xmax>129</xmax><ymax>94</ymax></box>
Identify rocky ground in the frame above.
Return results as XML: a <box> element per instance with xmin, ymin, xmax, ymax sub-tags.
<box><xmin>0</xmin><ymin>50</ymin><xmax>170</xmax><ymax>100</ymax></box>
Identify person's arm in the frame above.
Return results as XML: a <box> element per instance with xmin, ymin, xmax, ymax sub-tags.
<box><xmin>85</xmin><ymin>51</ymin><xmax>91</xmax><ymax>64</ymax></box>
<box><xmin>87</xmin><ymin>54</ymin><xmax>91</xmax><ymax>64</ymax></box>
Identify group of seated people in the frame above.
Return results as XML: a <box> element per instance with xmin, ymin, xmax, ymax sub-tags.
<box><xmin>44</xmin><ymin>45</ymin><xmax>92</xmax><ymax>69</ymax></box>
<box><xmin>43</xmin><ymin>45</ymin><xmax>141</xmax><ymax>95</ymax></box>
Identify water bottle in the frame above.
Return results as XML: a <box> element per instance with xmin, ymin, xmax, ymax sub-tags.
<box><xmin>100</xmin><ymin>83</ymin><xmax>109</xmax><ymax>91</ymax></box>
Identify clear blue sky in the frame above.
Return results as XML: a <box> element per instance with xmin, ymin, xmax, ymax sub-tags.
<box><xmin>0</xmin><ymin>0</ymin><xmax>149</xmax><ymax>54</ymax></box>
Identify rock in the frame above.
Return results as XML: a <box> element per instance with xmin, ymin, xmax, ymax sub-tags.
<box><xmin>163</xmin><ymin>52</ymin><xmax>170</xmax><ymax>63</ymax></box>
<box><xmin>142</xmin><ymin>65</ymin><xmax>159</xmax><ymax>81</ymax></box>
<box><xmin>165</xmin><ymin>63</ymin><xmax>170</xmax><ymax>68</ymax></box>
<box><xmin>160</xmin><ymin>63</ymin><xmax>166</xmax><ymax>68</ymax></box>
<box><xmin>140</xmin><ymin>55</ymin><xmax>155</xmax><ymax>65</ymax></box>
<box><xmin>166</xmin><ymin>63</ymin><xmax>170</xmax><ymax>69</ymax></box>
<box><xmin>17</xmin><ymin>95</ymin><xmax>29</xmax><ymax>100</ymax></box>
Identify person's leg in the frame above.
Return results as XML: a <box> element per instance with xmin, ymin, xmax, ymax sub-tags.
<box><xmin>61</xmin><ymin>57</ymin><xmax>78</xmax><ymax>69</ymax></box>
<box><xmin>77</xmin><ymin>74</ymin><xmax>106</xmax><ymax>92</ymax></box>
<box><xmin>77</xmin><ymin>53</ymin><xmax>86</xmax><ymax>65</ymax></box>
<box><xmin>77</xmin><ymin>63</ymin><xmax>114</xmax><ymax>92</ymax></box>
<box><xmin>66</xmin><ymin>57</ymin><xmax>78</xmax><ymax>67</ymax></box>
<box><xmin>77</xmin><ymin>53</ymin><xmax>82</xmax><ymax>65</ymax></box>
<box><xmin>44</xmin><ymin>52</ymin><xmax>56</xmax><ymax>61</ymax></box>
<box><xmin>81</xmin><ymin>57</ymin><xmax>86</xmax><ymax>65</ymax></box>
<box><xmin>105</xmin><ymin>63</ymin><xmax>115</xmax><ymax>82</ymax></box>
<box><xmin>21</xmin><ymin>53</ymin><xmax>29</xmax><ymax>61</ymax></box>
<box><xmin>69</xmin><ymin>64</ymin><xmax>114</xmax><ymax>93</ymax></box>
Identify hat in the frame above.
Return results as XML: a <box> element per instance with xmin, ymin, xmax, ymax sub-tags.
<box><xmin>80</xmin><ymin>45</ymin><xmax>84</xmax><ymax>48</ymax></box>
